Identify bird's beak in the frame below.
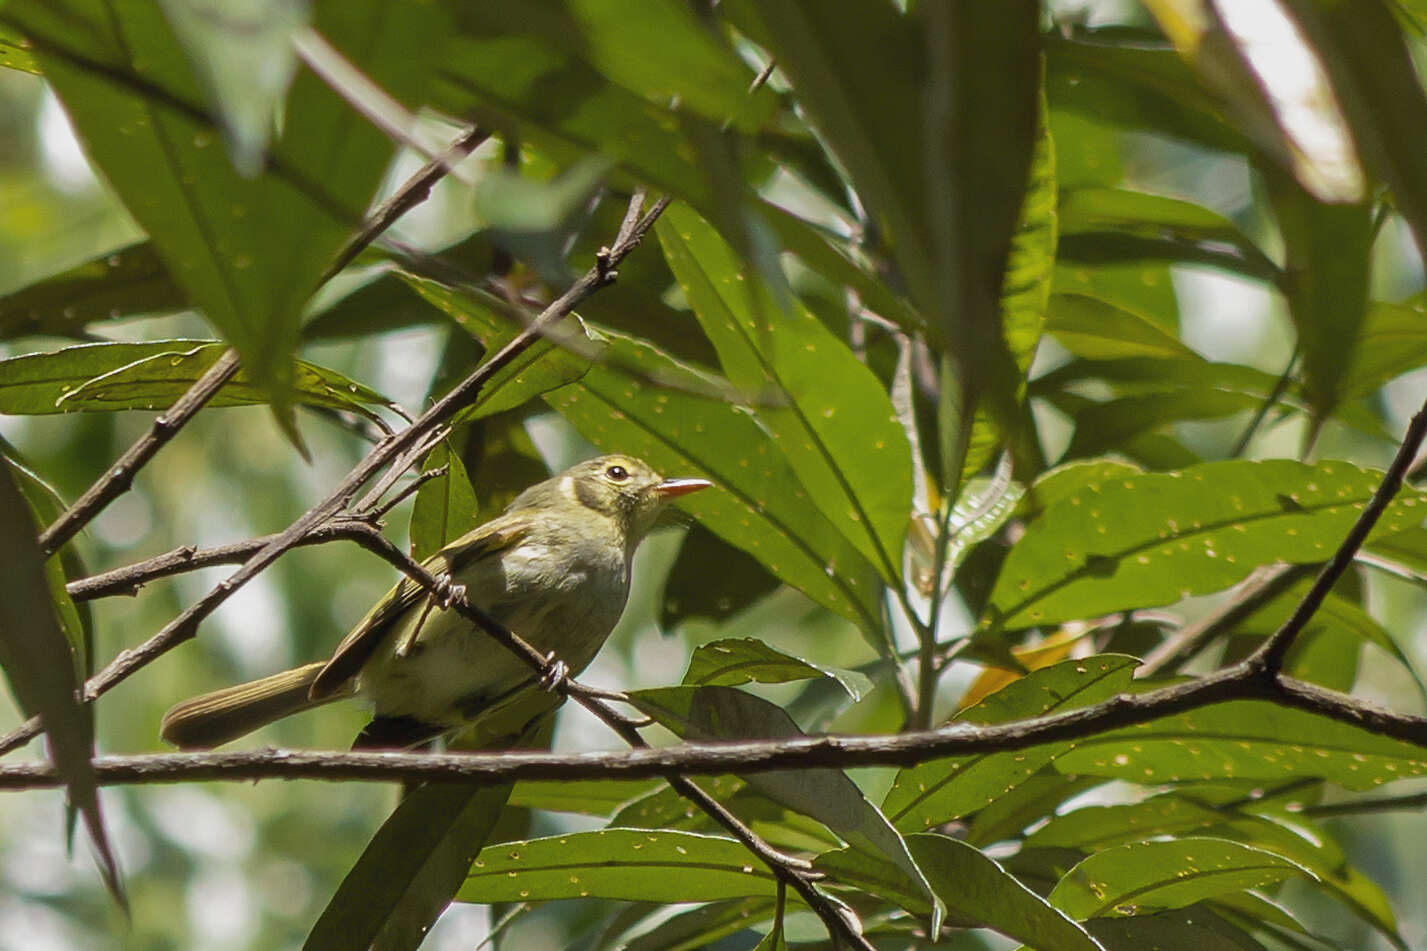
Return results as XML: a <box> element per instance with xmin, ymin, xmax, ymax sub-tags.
<box><xmin>653</xmin><ymin>477</ymin><xmax>713</xmax><ymax>499</ymax></box>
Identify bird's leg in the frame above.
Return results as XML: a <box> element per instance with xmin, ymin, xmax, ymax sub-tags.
<box><xmin>538</xmin><ymin>651</ymin><xmax>569</xmax><ymax>691</ymax></box>
<box><xmin>432</xmin><ymin>572</ymin><xmax>467</xmax><ymax>609</ymax></box>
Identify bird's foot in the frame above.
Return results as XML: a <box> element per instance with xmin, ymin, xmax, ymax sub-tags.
<box><xmin>539</xmin><ymin>652</ymin><xmax>569</xmax><ymax>691</ymax></box>
<box><xmin>432</xmin><ymin>573</ymin><xmax>467</xmax><ymax>610</ymax></box>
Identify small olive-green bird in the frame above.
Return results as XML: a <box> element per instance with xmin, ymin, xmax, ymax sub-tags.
<box><xmin>160</xmin><ymin>455</ymin><xmax>710</xmax><ymax>750</ymax></box>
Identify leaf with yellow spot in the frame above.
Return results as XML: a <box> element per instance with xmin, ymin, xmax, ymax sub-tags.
<box><xmin>987</xmin><ymin>459</ymin><xmax>1426</xmax><ymax>631</ymax></box>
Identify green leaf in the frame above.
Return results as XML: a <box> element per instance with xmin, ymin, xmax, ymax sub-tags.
<box><xmin>1045</xmin><ymin>294</ymin><xmax>1198</xmax><ymax>362</ymax></box>
<box><xmin>304</xmin><ymin>783</ymin><xmax>512</xmax><ymax>951</ymax></box>
<box><xmin>0</xmin><ymin>241</ymin><xmax>186</xmax><ymax>340</ymax></box>
<box><xmin>0</xmin><ymin>341</ymin><xmax>393</xmax><ymax>416</ymax></box>
<box><xmin>883</xmin><ymin>655</ymin><xmax>1139</xmax><ymax>832</ymax></box>
<box><xmin>1052</xmin><ymin>700</ymin><xmax>1427</xmax><ymax>790</ymax></box>
<box><xmin>401</xmin><ymin>274</ymin><xmax>596</xmax><ymax>423</ymax></box>
<box><xmin>1086</xmin><ymin>906</ymin><xmax>1270</xmax><ymax>951</ymax></box>
<box><xmin>622</xmin><ymin>898</ymin><xmax>778</xmax><ymax>951</ymax></box>
<box><xmin>300</xmin><ymin>268</ymin><xmax>447</xmax><ymax>342</ymax></box>
<box><xmin>816</xmin><ymin>834</ymin><xmax>1103</xmax><ymax>950</ymax></box>
<box><xmin>0</xmin><ymin>463</ymin><xmax>121</xmax><ymax>902</ymax></box>
<box><xmin>1261</xmin><ymin>166</ymin><xmax>1372</xmax><ymax>423</ymax></box>
<box><xmin>409</xmin><ymin>441</ymin><xmax>479</xmax><ymax>562</ymax></box>
<box><xmin>629</xmin><ymin>685</ymin><xmax>933</xmax><ymax>912</ymax></box>
<box><xmin>660</xmin><ymin>524</ymin><xmax>781</xmax><ymax>626</ymax></box>
<box><xmin>505</xmin><ymin>778</ymin><xmax>660</xmax><ymax>817</ymax></box>
<box><xmin>681</xmin><ymin>637</ymin><xmax>871</xmax><ymax>700</ymax></box>
<box><xmin>986</xmin><ymin>459</ymin><xmax>1427</xmax><ymax>630</ymax></box>
<box><xmin>1339</xmin><ymin>297</ymin><xmax>1427</xmax><ymax>399</ymax></box>
<box><xmin>547</xmin><ymin>330</ymin><xmax>884</xmax><ymax>635</ymax></box>
<box><xmin>657</xmin><ymin>203</ymin><xmax>912</xmax><ymax>585</ymax></box>
<box><xmin>0</xmin><ymin>25</ymin><xmax>40</xmax><ymax>74</ymax></box>
<box><xmin>3</xmin><ymin>0</ymin><xmax>442</xmax><ymax>400</ymax></box>
<box><xmin>456</xmin><ymin>829</ymin><xmax>778</xmax><ymax>904</ymax></box>
<box><xmin>1062</xmin><ymin>389</ymin><xmax>1265</xmax><ymax>460</ymax></box>
<box><xmin>1049</xmin><ymin>837</ymin><xmax>1307</xmax><ymax>919</ymax></box>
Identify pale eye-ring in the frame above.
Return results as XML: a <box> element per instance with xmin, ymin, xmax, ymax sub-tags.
<box><xmin>605</xmin><ymin>464</ymin><xmax>629</xmax><ymax>481</ymax></box>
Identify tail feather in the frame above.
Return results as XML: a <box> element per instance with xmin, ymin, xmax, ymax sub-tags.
<box><xmin>160</xmin><ymin>662</ymin><xmax>340</xmax><ymax>749</ymax></box>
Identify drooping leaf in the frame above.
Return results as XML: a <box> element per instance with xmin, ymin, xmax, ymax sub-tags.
<box><xmin>629</xmin><ymin>685</ymin><xmax>934</xmax><ymax>915</ymax></box>
<box><xmin>1049</xmin><ymin>837</ymin><xmax>1308</xmax><ymax>919</ymax></box>
<box><xmin>883</xmin><ymin>655</ymin><xmax>1140</xmax><ymax>832</ymax></box>
<box><xmin>0</xmin><ymin>463</ymin><xmax>121</xmax><ymax>902</ymax></box>
<box><xmin>986</xmin><ymin>459</ymin><xmax>1427</xmax><ymax>630</ymax></box>
<box><xmin>681</xmin><ymin>637</ymin><xmax>871</xmax><ymax>701</ymax></box>
<box><xmin>657</xmin><ymin>202</ymin><xmax>912</xmax><ymax>585</ymax></box>
<box><xmin>505</xmin><ymin>778</ymin><xmax>660</xmax><ymax>818</ymax></box>
<box><xmin>456</xmin><ymin>829</ymin><xmax>778</xmax><ymax>904</ymax></box>
<box><xmin>0</xmin><ymin>241</ymin><xmax>186</xmax><ymax>340</ymax></box>
<box><xmin>660</xmin><ymin>524</ymin><xmax>781</xmax><ymax>626</ymax></box>
<box><xmin>1086</xmin><ymin>906</ymin><xmax>1270</xmax><ymax>951</ymax></box>
<box><xmin>304</xmin><ymin>783</ymin><xmax>513</xmax><ymax>951</ymax></box>
<box><xmin>621</xmin><ymin>898</ymin><xmax>778</xmax><ymax>951</ymax></box>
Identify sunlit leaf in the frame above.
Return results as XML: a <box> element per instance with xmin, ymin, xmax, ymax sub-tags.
<box><xmin>681</xmin><ymin>637</ymin><xmax>871</xmax><ymax>700</ymax></box>
<box><xmin>987</xmin><ymin>460</ymin><xmax>1427</xmax><ymax>630</ymax></box>
<box><xmin>409</xmin><ymin>441</ymin><xmax>479</xmax><ymax>561</ymax></box>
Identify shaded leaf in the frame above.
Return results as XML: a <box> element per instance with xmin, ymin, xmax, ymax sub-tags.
<box><xmin>505</xmin><ymin>778</ymin><xmax>660</xmax><ymax>818</ymax></box>
<box><xmin>0</xmin><ymin>241</ymin><xmax>186</xmax><ymax>340</ymax></box>
<box><xmin>622</xmin><ymin>898</ymin><xmax>778</xmax><ymax>951</ymax></box>
<box><xmin>1086</xmin><ymin>906</ymin><xmax>1269</xmax><ymax>951</ymax></box>
<box><xmin>0</xmin><ymin>463</ymin><xmax>120</xmax><ymax>901</ymax></box>
<box><xmin>409</xmin><ymin>441</ymin><xmax>479</xmax><ymax>562</ymax></box>
<box><xmin>304</xmin><ymin>783</ymin><xmax>512</xmax><ymax>951</ymax></box>
<box><xmin>660</xmin><ymin>524</ymin><xmax>781</xmax><ymax>626</ymax></box>
<box><xmin>681</xmin><ymin>637</ymin><xmax>870</xmax><ymax>700</ymax></box>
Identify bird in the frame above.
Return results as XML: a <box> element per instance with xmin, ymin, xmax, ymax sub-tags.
<box><xmin>159</xmin><ymin>454</ymin><xmax>711</xmax><ymax>750</ymax></box>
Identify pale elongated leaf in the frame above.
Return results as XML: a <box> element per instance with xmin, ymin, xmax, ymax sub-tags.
<box><xmin>987</xmin><ymin>460</ymin><xmax>1426</xmax><ymax>630</ymax></box>
<box><xmin>305</xmin><ymin>784</ymin><xmax>512</xmax><ymax>951</ymax></box>
<box><xmin>681</xmin><ymin>637</ymin><xmax>870</xmax><ymax>701</ymax></box>
<box><xmin>657</xmin><ymin>203</ymin><xmax>912</xmax><ymax>584</ymax></box>
<box><xmin>0</xmin><ymin>464</ymin><xmax>120</xmax><ymax>901</ymax></box>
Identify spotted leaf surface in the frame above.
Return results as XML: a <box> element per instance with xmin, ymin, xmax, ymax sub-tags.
<box><xmin>1049</xmin><ymin>837</ymin><xmax>1307</xmax><ymax>919</ymax></box>
<box><xmin>456</xmin><ymin>829</ymin><xmax>777</xmax><ymax>904</ymax></box>
<box><xmin>658</xmin><ymin>203</ymin><xmax>913</xmax><ymax>584</ymax></box>
<box><xmin>681</xmin><ymin>637</ymin><xmax>871</xmax><ymax>700</ymax></box>
<box><xmin>1053</xmin><ymin>700</ymin><xmax>1427</xmax><ymax>790</ymax></box>
<box><xmin>987</xmin><ymin>459</ymin><xmax>1426</xmax><ymax>630</ymax></box>
<box><xmin>884</xmin><ymin>655</ymin><xmax>1139</xmax><ymax>832</ymax></box>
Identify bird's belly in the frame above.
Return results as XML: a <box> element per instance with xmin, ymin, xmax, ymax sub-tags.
<box><xmin>357</xmin><ymin>563</ymin><xmax>626</xmax><ymax>726</ymax></box>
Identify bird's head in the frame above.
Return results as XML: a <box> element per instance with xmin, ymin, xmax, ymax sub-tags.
<box><xmin>513</xmin><ymin>454</ymin><xmax>712</xmax><ymax>545</ymax></box>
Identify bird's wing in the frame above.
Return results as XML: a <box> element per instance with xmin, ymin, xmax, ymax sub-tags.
<box><xmin>308</xmin><ymin>515</ymin><xmax>531</xmax><ymax>699</ymax></box>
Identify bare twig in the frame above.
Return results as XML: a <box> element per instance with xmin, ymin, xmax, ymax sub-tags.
<box><xmin>318</xmin><ymin>126</ymin><xmax>489</xmax><ymax>287</ymax></box>
<box><xmin>1254</xmin><ymin>402</ymin><xmax>1427</xmax><ymax>674</ymax></box>
<box><xmin>38</xmin><ymin>349</ymin><xmax>242</xmax><ymax>558</ymax></box>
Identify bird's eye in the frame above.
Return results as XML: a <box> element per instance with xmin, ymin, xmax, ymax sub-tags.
<box><xmin>605</xmin><ymin>464</ymin><xmax>629</xmax><ymax>481</ymax></box>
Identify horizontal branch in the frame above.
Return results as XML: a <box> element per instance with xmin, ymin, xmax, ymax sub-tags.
<box><xmin>2</xmin><ymin>662</ymin><xmax>1422</xmax><ymax>791</ymax></box>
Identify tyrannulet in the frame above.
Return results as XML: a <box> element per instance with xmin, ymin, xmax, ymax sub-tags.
<box><xmin>160</xmin><ymin>455</ymin><xmax>711</xmax><ymax>749</ymax></box>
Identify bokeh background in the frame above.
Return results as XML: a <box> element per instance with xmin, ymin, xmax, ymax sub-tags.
<box><xmin>3</xmin><ymin>0</ymin><xmax>1427</xmax><ymax>948</ymax></box>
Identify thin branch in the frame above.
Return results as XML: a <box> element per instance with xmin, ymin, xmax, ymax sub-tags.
<box><xmin>317</xmin><ymin>126</ymin><xmax>489</xmax><ymax>288</ymax></box>
<box><xmin>1138</xmin><ymin>564</ymin><xmax>1311</xmax><ymax>677</ymax></box>
<box><xmin>38</xmin><ymin>349</ymin><xmax>241</xmax><ymax>558</ymax></box>
<box><xmin>1</xmin><ymin>662</ymin><xmax>1423</xmax><ymax>790</ymax></box>
<box><xmin>1254</xmin><ymin>402</ymin><xmax>1427</xmax><ymax>674</ymax></box>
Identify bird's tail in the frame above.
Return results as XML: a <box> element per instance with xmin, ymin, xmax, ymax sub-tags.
<box><xmin>160</xmin><ymin>662</ymin><xmax>343</xmax><ymax>749</ymax></box>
